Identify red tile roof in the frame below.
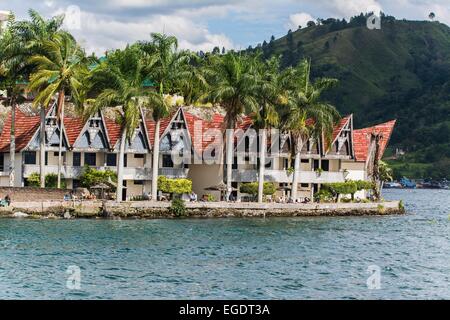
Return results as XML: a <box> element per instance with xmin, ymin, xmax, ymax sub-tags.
<box><xmin>324</xmin><ymin>115</ymin><xmax>351</xmax><ymax>152</ymax></box>
<box><xmin>104</xmin><ymin>118</ymin><xmax>122</xmax><ymax>148</ymax></box>
<box><xmin>64</xmin><ymin>117</ymin><xmax>85</xmax><ymax>146</ymax></box>
<box><xmin>0</xmin><ymin>106</ymin><xmax>396</xmax><ymax>161</ymax></box>
<box><xmin>145</xmin><ymin>116</ymin><xmax>172</xmax><ymax>147</ymax></box>
<box><xmin>353</xmin><ymin>120</ymin><xmax>396</xmax><ymax>161</ymax></box>
<box><xmin>0</xmin><ymin>109</ymin><xmax>40</xmax><ymax>152</ymax></box>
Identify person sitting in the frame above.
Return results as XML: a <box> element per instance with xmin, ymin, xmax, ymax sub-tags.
<box><xmin>4</xmin><ymin>194</ymin><xmax>11</xmax><ymax>206</ymax></box>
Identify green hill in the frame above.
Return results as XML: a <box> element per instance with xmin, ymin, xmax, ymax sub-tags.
<box><xmin>257</xmin><ymin>14</ymin><xmax>450</xmax><ymax>179</ymax></box>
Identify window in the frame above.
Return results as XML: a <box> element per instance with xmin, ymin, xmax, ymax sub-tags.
<box><xmin>0</xmin><ymin>153</ymin><xmax>4</xmax><ymax>171</ymax></box>
<box><xmin>265</xmin><ymin>159</ymin><xmax>272</xmax><ymax>168</ymax></box>
<box><xmin>73</xmin><ymin>179</ymin><xmax>81</xmax><ymax>189</ymax></box>
<box><xmin>24</xmin><ymin>151</ymin><xmax>37</xmax><ymax>165</ymax></box>
<box><xmin>322</xmin><ymin>160</ymin><xmax>329</xmax><ymax>172</ymax></box>
<box><xmin>301</xmin><ymin>183</ymin><xmax>309</xmax><ymax>188</ymax></box>
<box><xmin>73</xmin><ymin>152</ymin><xmax>81</xmax><ymax>166</ymax></box>
<box><xmin>45</xmin><ymin>152</ymin><xmax>48</xmax><ymax>165</ymax></box>
<box><xmin>134</xmin><ymin>180</ymin><xmax>144</xmax><ymax>185</ymax></box>
<box><xmin>106</xmin><ymin>153</ymin><xmax>117</xmax><ymax>166</ymax></box>
<box><xmin>134</xmin><ymin>154</ymin><xmax>144</xmax><ymax>159</ymax></box>
<box><xmin>162</xmin><ymin>154</ymin><xmax>173</xmax><ymax>168</ymax></box>
<box><xmin>232</xmin><ymin>157</ymin><xmax>238</xmax><ymax>170</ymax></box>
<box><xmin>84</xmin><ymin>153</ymin><xmax>96</xmax><ymax>166</ymax></box>
<box><xmin>301</xmin><ymin>159</ymin><xmax>309</xmax><ymax>163</ymax></box>
<box><xmin>313</xmin><ymin>159</ymin><xmax>320</xmax><ymax>171</ymax></box>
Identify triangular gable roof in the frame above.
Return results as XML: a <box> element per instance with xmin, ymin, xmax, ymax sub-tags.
<box><xmin>353</xmin><ymin>120</ymin><xmax>396</xmax><ymax>162</ymax></box>
<box><xmin>324</xmin><ymin>115</ymin><xmax>352</xmax><ymax>153</ymax></box>
<box><xmin>104</xmin><ymin>117</ymin><xmax>122</xmax><ymax>148</ymax></box>
<box><xmin>72</xmin><ymin>111</ymin><xmax>112</xmax><ymax>150</ymax></box>
<box><xmin>0</xmin><ymin>109</ymin><xmax>40</xmax><ymax>152</ymax></box>
<box><xmin>64</xmin><ymin>117</ymin><xmax>85</xmax><ymax>146</ymax></box>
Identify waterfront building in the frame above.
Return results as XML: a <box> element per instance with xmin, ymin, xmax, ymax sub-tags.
<box><xmin>0</xmin><ymin>102</ymin><xmax>395</xmax><ymax>201</ymax></box>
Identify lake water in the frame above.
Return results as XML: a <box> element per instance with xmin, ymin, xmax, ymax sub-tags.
<box><xmin>0</xmin><ymin>189</ymin><xmax>449</xmax><ymax>299</ymax></box>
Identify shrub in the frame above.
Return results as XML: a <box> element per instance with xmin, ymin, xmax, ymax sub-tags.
<box><xmin>239</xmin><ymin>182</ymin><xmax>276</xmax><ymax>197</ymax></box>
<box><xmin>26</xmin><ymin>172</ymin><xmax>66</xmax><ymax>189</ymax></box>
<box><xmin>323</xmin><ymin>181</ymin><xmax>357</xmax><ymax>202</ymax></box>
<box><xmin>158</xmin><ymin>176</ymin><xmax>192</xmax><ymax>194</ymax></box>
<box><xmin>314</xmin><ymin>188</ymin><xmax>334</xmax><ymax>203</ymax></box>
<box><xmin>79</xmin><ymin>166</ymin><xmax>117</xmax><ymax>189</ymax></box>
<box><xmin>169</xmin><ymin>198</ymin><xmax>187</xmax><ymax>217</ymax></box>
<box><xmin>355</xmin><ymin>180</ymin><xmax>374</xmax><ymax>191</ymax></box>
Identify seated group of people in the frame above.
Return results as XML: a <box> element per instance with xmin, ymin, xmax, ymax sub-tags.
<box><xmin>277</xmin><ymin>196</ymin><xmax>311</xmax><ymax>204</ymax></box>
<box><xmin>0</xmin><ymin>194</ymin><xmax>11</xmax><ymax>206</ymax></box>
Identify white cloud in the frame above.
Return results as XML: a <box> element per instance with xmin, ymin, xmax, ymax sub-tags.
<box><xmin>57</xmin><ymin>9</ymin><xmax>235</xmax><ymax>55</ymax></box>
<box><xmin>331</xmin><ymin>0</ymin><xmax>383</xmax><ymax>18</ymax></box>
<box><xmin>286</xmin><ymin>12</ymin><xmax>315</xmax><ymax>30</ymax></box>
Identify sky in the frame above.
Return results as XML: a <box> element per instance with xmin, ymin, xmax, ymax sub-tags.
<box><xmin>1</xmin><ymin>0</ymin><xmax>449</xmax><ymax>55</ymax></box>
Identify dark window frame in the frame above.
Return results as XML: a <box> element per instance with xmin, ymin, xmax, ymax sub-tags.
<box><xmin>84</xmin><ymin>152</ymin><xmax>97</xmax><ymax>166</ymax></box>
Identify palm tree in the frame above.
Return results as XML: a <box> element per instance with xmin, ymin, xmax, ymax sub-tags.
<box><xmin>0</xmin><ymin>15</ymin><xmax>23</xmax><ymax>187</ymax></box>
<box><xmin>282</xmin><ymin>59</ymin><xmax>339</xmax><ymax>201</ymax></box>
<box><xmin>252</xmin><ymin>55</ymin><xmax>292</xmax><ymax>203</ymax></box>
<box><xmin>10</xmin><ymin>9</ymin><xmax>66</xmax><ymax>187</ymax></box>
<box><xmin>27</xmin><ymin>32</ymin><xmax>88</xmax><ymax>188</ymax></box>
<box><xmin>140</xmin><ymin>33</ymin><xmax>188</xmax><ymax>201</ymax></box>
<box><xmin>89</xmin><ymin>45</ymin><xmax>164</xmax><ymax>202</ymax></box>
<box><xmin>176</xmin><ymin>52</ymin><xmax>208</xmax><ymax>106</ymax></box>
<box><xmin>204</xmin><ymin>53</ymin><xmax>259</xmax><ymax>201</ymax></box>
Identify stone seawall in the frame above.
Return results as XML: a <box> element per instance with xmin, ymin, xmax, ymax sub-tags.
<box><xmin>0</xmin><ymin>200</ymin><xmax>405</xmax><ymax>218</ymax></box>
<box><xmin>0</xmin><ymin>187</ymin><xmax>67</xmax><ymax>202</ymax></box>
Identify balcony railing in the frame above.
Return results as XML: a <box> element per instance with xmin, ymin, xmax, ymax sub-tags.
<box><xmin>23</xmin><ymin>165</ymin><xmax>188</xmax><ymax>180</ymax></box>
<box><xmin>158</xmin><ymin>167</ymin><xmax>189</xmax><ymax>178</ymax></box>
<box><xmin>232</xmin><ymin>169</ymin><xmax>346</xmax><ymax>184</ymax></box>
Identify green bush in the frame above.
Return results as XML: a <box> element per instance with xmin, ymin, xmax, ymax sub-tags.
<box><xmin>79</xmin><ymin>166</ymin><xmax>117</xmax><ymax>189</ymax></box>
<box><xmin>314</xmin><ymin>188</ymin><xmax>334</xmax><ymax>203</ymax></box>
<box><xmin>169</xmin><ymin>198</ymin><xmax>187</xmax><ymax>217</ymax></box>
<box><xmin>158</xmin><ymin>176</ymin><xmax>192</xmax><ymax>194</ymax></box>
<box><xmin>239</xmin><ymin>182</ymin><xmax>276</xmax><ymax>196</ymax></box>
<box><xmin>355</xmin><ymin>180</ymin><xmax>374</xmax><ymax>191</ymax></box>
<box><xmin>323</xmin><ymin>181</ymin><xmax>357</xmax><ymax>202</ymax></box>
<box><xmin>26</xmin><ymin>172</ymin><xmax>66</xmax><ymax>189</ymax></box>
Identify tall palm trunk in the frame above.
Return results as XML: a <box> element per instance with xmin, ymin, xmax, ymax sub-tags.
<box><xmin>57</xmin><ymin>91</ymin><xmax>65</xmax><ymax>189</ymax></box>
<box><xmin>257</xmin><ymin>129</ymin><xmax>267</xmax><ymax>203</ymax></box>
<box><xmin>291</xmin><ymin>138</ymin><xmax>304</xmax><ymax>201</ymax></box>
<box><xmin>9</xmin><ymin>97</ymin><xmax>16</xmax><ymax>187</ymax></box>
<box><xmin>39</xmin><ymin>106</ymin><xmax>46</xmax><ymax>187</ymax></box>
<box><xmin>116</xmin><ymin>127</ymin><xmax>127</xmax><ymax>202</ymax></box>
<box><xmin>151</xmin><ymin>119</ymin><xmax>161</xmax><ymax>201</ymax></box>
<box><xmin>225</xmin><ymin>128</ymin><xmax>234</xmax><ymax>202</ymax></box>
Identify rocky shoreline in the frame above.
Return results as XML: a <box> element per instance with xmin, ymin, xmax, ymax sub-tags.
<box><xmin>0</xmin><ymin>200</ymin><xmax>405</xmax><ymax>219</ymax></box>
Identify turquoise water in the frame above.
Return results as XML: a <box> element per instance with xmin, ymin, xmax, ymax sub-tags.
<box><xmin>0</xmin><ymin>189</ymin><xmax>449</xmax><ymax>299</ymax></box>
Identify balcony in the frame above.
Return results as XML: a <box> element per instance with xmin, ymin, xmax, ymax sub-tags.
<box><xmin>158</xmin><ymin>167</ymin><xmax>189</xmax><ymax>178</ymax></box>
<box><xmin>232</xmin><ymin>169</ymin><xmax>346</xmax><ymax>184</ymax></box>
<box><xmin>23</xmin><ymin>165</ymin><xmax>152</xmax><ymax>180</ymax></box>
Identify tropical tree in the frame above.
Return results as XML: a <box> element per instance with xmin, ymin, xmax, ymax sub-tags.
<box><xmin>282</xmin><ymin>59</ymin><xmax>339</xmax><ymax>201</ymax></box>
<box><xmin>9</xmin><ymin>9</ymin><xmax>66</xmax><ymax>187</ymax></box>
<box><xmin>89</xmin><ymin>45</ymin><xmax>164</xmax><ymax>202</ymax></box>
<box><xmin>252</xmin><ymin>55</ymin><xmax>293</xmax><ymax>202</ymax></box>
<box><xmin>204</xmin><ymin>53</ymin><xmax>259</xmax><ymax>201</ymax></box>
<box><xmin>139</xmin><ymin>33</ymin><xmax>188</xmax><ymax>201</ymax></box>
<box><xmin>27</xmin><ymin>32</ymin><xmax>89</xmax><ymax>188</ymax></box>
<box><xmin>0</xmin><ymin>14</ymin><xmax>25</xmax><ymax>187</ymax></box>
